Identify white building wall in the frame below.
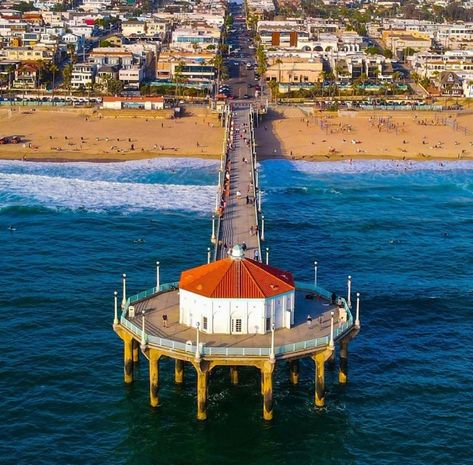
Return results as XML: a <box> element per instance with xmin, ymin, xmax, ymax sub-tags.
<box><xmin>179</xmin><ymin>290</ymin><xmax>294</xmax><ymax>335</ymax></box>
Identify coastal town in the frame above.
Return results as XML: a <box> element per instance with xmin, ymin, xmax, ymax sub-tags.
<box><xmin>0</xmin><ymin>0</ymin><xmax>473</xmax><ymax>162</ymax></box>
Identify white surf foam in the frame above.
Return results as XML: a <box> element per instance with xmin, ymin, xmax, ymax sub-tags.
<box><xmin>0</xmin><ymin>172</ymin><xmax>216</xmax><ymax>213</ymax></box>
<box><xmin>260</xmin><ymin>159</ymin><xmax>473</xmax><ymax>175</ymax></box>
<box><xmin>0</xmin><ymin>157</ymin><xmax>219</xmax><ymax>183</ymax></box>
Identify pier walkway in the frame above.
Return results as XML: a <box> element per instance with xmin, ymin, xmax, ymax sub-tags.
<box><xmin>214</xmin><ymin>104</ymin><xmax>261</xmax><ymax>261</ymax></box>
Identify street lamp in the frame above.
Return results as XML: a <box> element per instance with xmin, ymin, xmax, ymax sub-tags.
<box><xmin>141</xmin><ymin>309</ymin><xmax>147</xmax><ymax>348</ymax></box>
<box><xmin>314</xmin><ymin>261</ymin><xmax>318</xmax><ymax>287</ymax></box>
<box><xmin>156</xmin><ymin>261</ymin><xmax>160</xmax><ymax>289</ymax></box>
<box><xmin>329</xmin><ymin>311</ymin><xmax>334</xmax><ymax>349</ymax></box>
<box><xmin>113</xmin><ymin>290</ymin><xmax>118</xmax><ymax>326</ymax></box>
<box><xmin>121</xmin><ymin>273</ymin><xmax>127</xmax><ymax>309</ymax></box>
<box><xmin>355</xmin><ymin>292</ymin><xmax>361</xmax><ymax>328</ymax></box>
<box><xmin>270</xmin><ymin>322</ymin><xmax>275</xmax><ymax>361</ymax></box>
<box><xmin>195</xmin><ymin>321</ymin><xmax>201</xmax><ymax>361</ymax></box>
<box><xmin>347</xmin><ymin>275</ymin><xmax>352</xmax><ymax>308</ymax></box>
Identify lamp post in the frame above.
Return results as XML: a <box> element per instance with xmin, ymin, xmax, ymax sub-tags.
<box><xmin>141</xmin><ymin>309</ymin><xmax>147</xmax><ymax>348</ymax></box>
<box><xmin>355</xmin><ymin>292</ymin><xmax>361</xmax><ymax>328</ymax></box>
<box><xmin>314</xmin><ymin>261</ymin><xmax>318</xmax><ymax>287</ymax></box>
<box><xmin>270</xmin><ymin>322</ymin><xmax>275</xmax><ymax>361</ymax></box>
<box><xmin>121</xmin><ymin>273</ymin><xmax>127</xmax><ymax>309</ymax></box>
<box><xmin>113</xmin><ymin>290</ymin><xmax>118</xmax><ymax>326</ymax></box>
<box><xmin>347</xmin><ymin>275</ymin><xmax>352</xmax><ymax>308</ymax></box>
<box><xmin>211</xmin><ymin>215</ymin><xmax>216</xmax><ymax>242</ymax></box>
<box><xmin>329</xmin><ymin>311</ymin><xmax>334</xmax><ymax>349</ymax></box>
<box><xmin>156</xmin><ymin>261</ymin><xmax>160</xmax><ymax>290</ymax></box>
<box><xmin>207</xmin><ymin>247</ymin><xmax>211</xmax><ymax>264</ymax></box>
<box><xmin>265</xmin><ymin>247</ymin><xmax>269</xmax><ymax>265</ymax></box>
<box><xmin>195</xmin><ymin>321</ymin><xmax>201</xmax><ymax>361</ymax></box>
<box><xmin>261</xmin><ymin>215</ymin><xmax>265</xmax><ymax>241</ymax></box>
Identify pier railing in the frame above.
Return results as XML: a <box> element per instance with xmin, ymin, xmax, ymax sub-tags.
<box><xmin>248</xmin><ymin>106</ymin><xmax>262</xmax><ymax>257</ymax></box>
<box><xmin>120</xmin><ymin>281</ymin><xmax>354</xmax><ymax>358</ymax></box>
<box><xmin>213</xmin><ymin>105</ymin><xmax>231</xmax><ymax>261</ymax></box>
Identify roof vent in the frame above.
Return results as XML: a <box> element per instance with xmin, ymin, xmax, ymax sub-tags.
<box><xmin>230</xmin><ymin>244</ymin><xmax>245</xmax><ymax>259</ymax></box>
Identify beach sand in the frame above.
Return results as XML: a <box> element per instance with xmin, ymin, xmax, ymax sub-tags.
<box><xmin>255</xmin><ymin>107</ymin><xmax>473</xmax><ymax>162</ymax></box>
<box><xmin>2</xmin><ymin>105</ymin><xmax>473</xmax><ymax>163</ymax></box>
<box><xmin>0</xmin><ymin>107</ymin><xmax>224</xmax><ymax>162</ymax></box>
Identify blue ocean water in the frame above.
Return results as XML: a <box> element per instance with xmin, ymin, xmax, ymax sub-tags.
<box><xmin>0</xmin><ymin>158</ymin><xmax>472</xmax><ymax>465</ymax></box>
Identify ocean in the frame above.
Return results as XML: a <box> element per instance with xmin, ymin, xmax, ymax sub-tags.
<box><xmin>0</xmin><ymin>157</ymin><xmax>472</xmax><ymax>465</ymax></box>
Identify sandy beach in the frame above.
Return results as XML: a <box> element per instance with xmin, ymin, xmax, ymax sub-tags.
<box><xmin>1</xmin><ymin>105</ymin><xmax>473</xmax><ymax>163</ymax></box>
<box><xmin>255</xmin><ymin>107</ymin><xmax>473</xmax><ymax>162</ymax></box>
<box><xmin>0</xmin><ymin>107</ymin><xmax>224</xmax><ymax>162</ymax></box>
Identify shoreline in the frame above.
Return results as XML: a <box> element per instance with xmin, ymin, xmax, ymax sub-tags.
<box><xmin>1</xmin><ymin>153</ymin><xmax>472</xmax><ymax>165</ymax></box>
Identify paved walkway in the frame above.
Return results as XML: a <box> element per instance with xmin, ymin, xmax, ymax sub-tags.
<box><xmin>216</xmin><ymin>105</ymin><xmax>260</xmax><ymax>260</ymax></box>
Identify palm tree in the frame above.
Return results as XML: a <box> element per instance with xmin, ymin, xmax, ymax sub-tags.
<box><xmin>62</xmin><ymin>63</ymin><xmax>73</xmax><ymax>94</ymax></box>
<box><xmin>275</xmin><ymin>58</ymin><xmax>283</xmax><ymax>83</ymax></box>
<box><xmin>49</xmin><ymin>63</ymin><xmax>59</xmax><ymax>95</ymax></box>
<box><xmin>67</xmin><ymin>43</ymin><xmax>76</xmax><ymax>64</ymax></box>
<box><xmin>6</xmin><ymin>64</ymin><xmax>15</xmax><ymax>90</ymax></box>
<box><xmin>173</xmin><ymin>60</ymin><xmax>186</xmax><ymax>100</ymax></box>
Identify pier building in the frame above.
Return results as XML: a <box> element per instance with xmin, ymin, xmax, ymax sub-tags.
<box><xmin>113</xmin><ymin>104</ymin><xmax>360</xmax><ymax>420</ymax></box>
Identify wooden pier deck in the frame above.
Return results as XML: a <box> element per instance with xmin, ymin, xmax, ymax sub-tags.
<box><xmin>216</xmin><ymin>105</ymin><xmax>261</xmax><ymax>260</ymax></box>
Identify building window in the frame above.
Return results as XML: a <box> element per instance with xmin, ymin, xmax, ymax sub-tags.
<box><xmin>203</xmin><ymin>316</ymin><xmax>208</xmax><ymax>331</ymax></box>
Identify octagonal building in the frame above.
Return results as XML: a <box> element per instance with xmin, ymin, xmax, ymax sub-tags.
<box><xmin>179</xmin><ymin>245</ymin><xmax>295</xmax><ymax>335</ymax></box>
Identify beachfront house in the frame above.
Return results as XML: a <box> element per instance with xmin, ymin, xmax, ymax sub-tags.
<box><xmin>71</xmin><ymin>63</ymin><xmax>97</xmax><ymax>89</ymax></box>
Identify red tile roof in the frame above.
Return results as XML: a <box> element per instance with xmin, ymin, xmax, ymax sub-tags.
<box><xmin>179</xmin><ymin>257</ymin><xmax>294</xmax><ymax>299</ymax></box>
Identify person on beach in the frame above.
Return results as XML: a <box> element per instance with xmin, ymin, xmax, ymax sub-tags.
<box><xmin>307</xmin><ymin>315</ymin><xmax>313</xmax><ymax>327</ymax></box>
<box><xmin>162</xmin><ymin>313</ymin><xmax>168</xmax><ymax>328</ymax></box>
<box><xmin>254</xmin><ymin>249</ymin><xmax>259</xmax><ymax>261</ymax></box>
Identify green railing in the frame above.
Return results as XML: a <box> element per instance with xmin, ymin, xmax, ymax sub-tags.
<box><xmin>120</xmin><ymin>281</ymin><xmax>355</xmax><ymax>357</ymax></box>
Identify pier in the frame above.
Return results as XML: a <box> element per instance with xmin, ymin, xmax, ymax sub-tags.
<box><xmin>113</xmin><ymin>103</ymin><xmax>360</xmax><ymax>421</ymax></box>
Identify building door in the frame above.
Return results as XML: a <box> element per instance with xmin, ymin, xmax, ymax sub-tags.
<box><xmin>231</xmin><ymin>318</ymin><xmax>242</xmax><ymax>334</ymax></box>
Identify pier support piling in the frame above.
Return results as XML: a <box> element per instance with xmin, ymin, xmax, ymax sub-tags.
<box><xmin>195</xmin><ymin>362</ymin><xmax>209</xmax><ymax>421</ymax></box>
<box><xmin>289</xmin><ymin>360</ymin><xmax>299</xmax><ymax>385</ymax></box>
<box><xmin>149</xmin><ymin>350</ymin><xmax>161</xmax><ymax>407</ymax></box>
<box><xmin>261</xmin><ymin>361</ymin><xmax>274</xmax><ymax>420</ymax></box>
<box><xmin>175</xmin><ymin>359</ymin><xmax>184</xmax><ymax>384</ymax></box>
<box><xmin>314</xmin><ymin>353</ymin><xmax>325</xmax><ymax>407</ymax></box>
<box><xmin>132</xmin><ymin>339</ymin><xmax>139</xmax><ymax>364</ymax></box>
<box><xmin>123</xmin><ymin>334</ymin><xmax>134</xmax><ymax>384</ymax></box>
<box><xmin>230</xmin><ymin>366</ymin><xmax>239</xmax><ymax>385</ymax></box>
<box><xmin>339</xmin><ymin>341</ymin><xmax>348</xmax><ymax>384</ymax></box>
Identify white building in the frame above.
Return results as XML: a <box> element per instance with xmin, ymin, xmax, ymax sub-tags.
<box><xmin>179</xmin><ymin>245</ymin><xmax>295</xmax><ymax>335</ymax></box>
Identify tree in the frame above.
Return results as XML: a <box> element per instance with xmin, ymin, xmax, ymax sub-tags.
<box><xmin>67</xmin><ymin>43</ymin><xmax>77</xmax><ymax>64</ymax></box>
<box><xmin>6</xmin><ymin>64</ymin><xmax>16</xmax><ymax>89</ymax></box>
<box><xmin>275</xmin><ymin>58</ymin><xmax>283</xmax><ymax>83</ymax></box>
<box><xmin>268</xmin><ymin>79</ymin><xmax>279</xmax><ymax>103</ymax></box>
<box><xmin>63</xmin><ymin>63</ymin><xmax>73</xmax><ymax>93</ymax></box>
<box><xmin>173</xmin><ymin>60</ymin><xmax>186</xmax><ymax>99</ymax></box>
<box><xmin>49</xmin><ymin>63</ymin><xmax>59</xmax><ymax>94</ymax></box>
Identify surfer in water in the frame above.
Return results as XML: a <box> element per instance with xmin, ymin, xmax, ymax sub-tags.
<box><xmin>8</xmin><ymin>225</ymin><xmax>16</xmax><ymax>231</ymax></box>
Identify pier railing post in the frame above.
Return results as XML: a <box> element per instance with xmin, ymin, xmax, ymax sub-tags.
<box><xmin>355</xmin><ymin>293</ymin><xmax>361</xmax><ymax>328</ymax></box>
<box><xmin>121</xmin><ymin>273</ymin><xmax>127</xmax><ymax>309</ymax></box>
<box><xmin>329</xmin><ymin>311</ymin><xmax>334</xmax><ymax>349</ymax></box>
<box><xmin>113</xmin><ymin>290</ymin><xmax>118</xmax><ymax>326</ymax></box>
<box><xmin>347</xmin><ymin>275</ymin><xmax>352</xmax><ymax>308</ymax></box>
